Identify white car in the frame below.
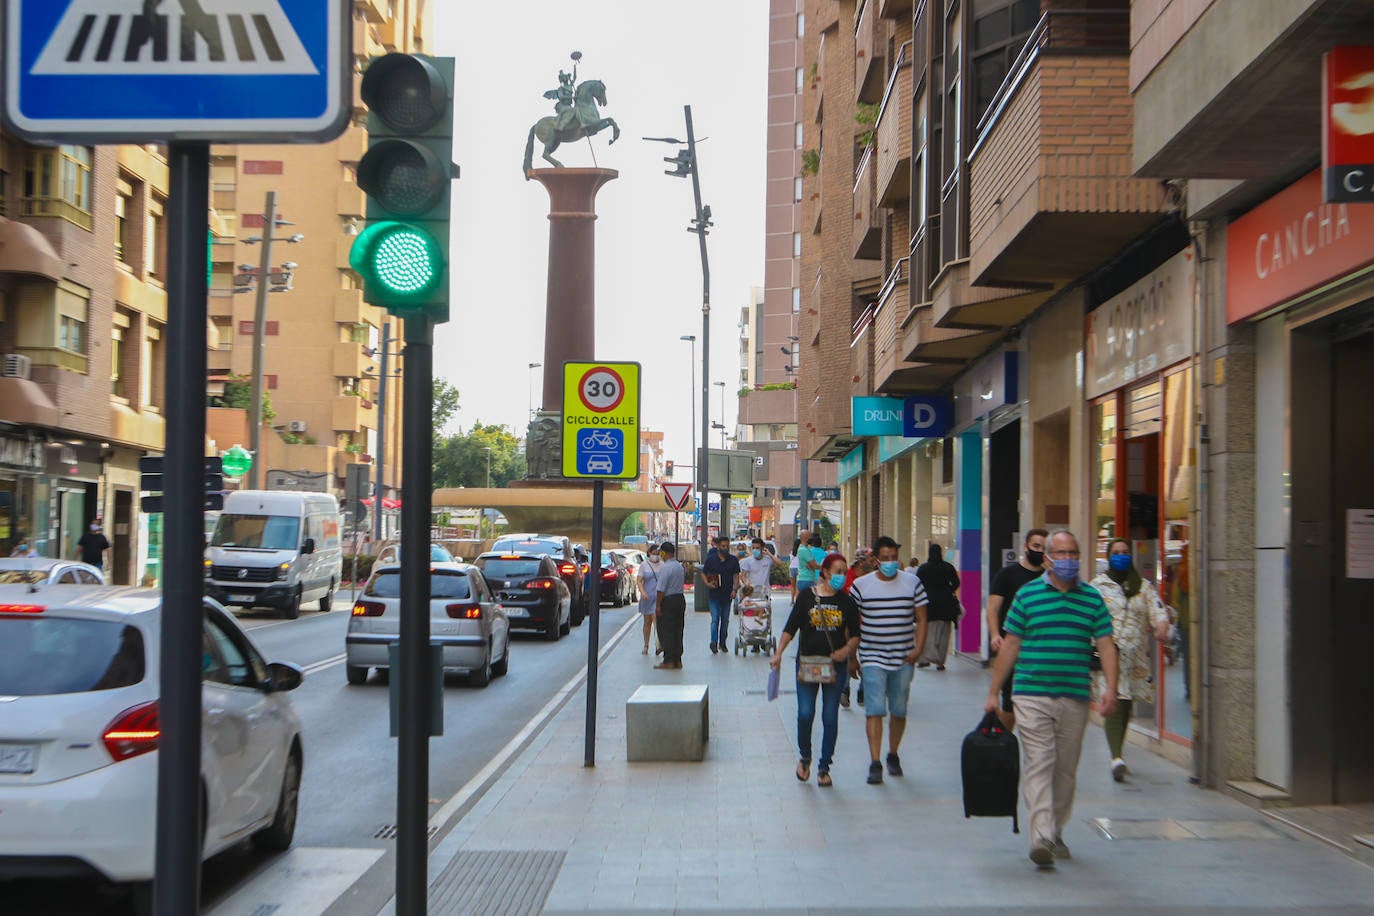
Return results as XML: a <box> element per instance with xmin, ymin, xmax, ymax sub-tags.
<box><xmin>0</xmin><ymin>558</ymin><xmax>106</xmax><ymax>586</ymax></box>
<box><xmin>0</xmin><ymin>586</ymin><xmax>304</xmax><ymax>910</ymax></box>
<box><xmin>345</xmin><ymin>562</ymin><xmax>510</xmax><ymax>687</ymax></box>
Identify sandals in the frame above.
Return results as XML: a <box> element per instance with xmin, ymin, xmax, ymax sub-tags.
<box><xmin>796</xmin><ymin>760</ymin><xmax>811</xmax><ymax>782</ymax></box>
<box><xmin>817</xmin><ymin>770</ymin><xmax>833</xmax><ymax>787</ymax></box>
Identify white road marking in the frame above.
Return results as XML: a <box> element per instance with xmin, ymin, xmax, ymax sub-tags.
<box><xmin>302</xmin><ymin>653</ymin><xmax>346</xmax><ymax>676</ymax></box>
<box><xmin>426</xmin><ymin>612</ymin><xmax>640</xmax><ymax>832</ymax></box>
<box><xmin>203</xmin><ymin>847</ymin><xmax>383</xmax><ymax>916</ymax></box>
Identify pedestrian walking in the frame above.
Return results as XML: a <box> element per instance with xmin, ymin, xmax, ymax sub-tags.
<box><xmin>637</xmin><ymin>546</ymin><xmax>664</xmax><ymax>655</ymax></box>
<box><xmin>77</xmin><ymin>520</ymin><xmax>109</xmax><ymax>571</ymax></box>
<box><xmin>739</xmin><ymin>537</ymin><xmax>786</xmax><ymax>653</ymax></box>
<box><xmin>841</xmin><ymin>547</ymin><xmax>878</xmax><ymax>709</ymax></box>
<box><xmin>1089</xmin><ymin>538</ymin><xmax>1171</xmax><ymax>782</ymax></box>
<box><xmin>770</xmin><ymin>552</ymin><xmax>860</xmax><ymax>787</ymax></box>
<box><xmin>795</xmin><ymin>532</ymin><xmax>821</xmax><ymax>594</ymax></box>
<box><xmin>702</xmin><ymin>535</ymin><xmax>741</xmax><ymax>655</ymax></box>
<box><xmin>984</xmin><ymin>529</ymin><xmax>1118</xmax><ymax>868</ymax></box>
<box><xmin>653</xmin><ymin>541</ymin><xmax>687</xmax><ymax>670</ymax></box>
<box><xmin>984</xmin><ymin>528</ymin><xmax>1048</xmax><ymax>730</ymax></box>
<box><xmin>916</xmin><ymin>543</ymin><xmax>961</xmax><ymax>670</ymax></box>
<box><xmin>850</xmin><ymin>535</ymin><xmax>929</xmax><ymax>784</ymax></box>
<box><xmin>788</xmin><ymin>538</ymin><xmax>801</xmax><ymax>602</ymax></box>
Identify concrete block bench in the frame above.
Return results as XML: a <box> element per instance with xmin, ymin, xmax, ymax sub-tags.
<box><xmin>626</xmin><ymin>684</ymin><xmax>709</xmax><ymax>762</ymax></box>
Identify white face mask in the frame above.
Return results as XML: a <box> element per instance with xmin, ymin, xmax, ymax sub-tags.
<box><xmin>648</xmin><ymin>554</ymin><xmax>662</xmax><ymax>563</ymax></box>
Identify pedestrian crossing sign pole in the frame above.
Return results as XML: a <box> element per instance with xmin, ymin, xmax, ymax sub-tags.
<box><xmin>3</xmin><ymin>0</ymin><xmax>352</xmax><ymax>142</ymax></box>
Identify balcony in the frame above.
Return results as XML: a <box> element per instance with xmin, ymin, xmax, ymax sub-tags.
<box><xmin>851</xmin><ymin>302</ymin><xmax>875</xmax><ymax>400</ymax></box>
<box><xmin>878</xmin><ymin>0</ymin><xmax>912</xmax><ymax>19</ymax></box>
<box><xmin>209</xmin><ymin>239</ymin><xmax>235</xmax><ymax>264</ymax></box>
<box><xmin>333</xmin><ymin>395</ymin><xmax>364</xmax><ymax>432</ymax></box>
<box><xmin>852</xmin><ymin>145</ymin><xmax>881</xmax><ymax>260</ymax></box>
<box><xmin>333</xmin><ymin>341</ymin><xmax>376</xmax><ymax>380</ymax></box>
<box><xmin>967</xmin><ymin>10</ymin><xmax>1167</xmax><ymax>293</ymax></box>
<box><xmin>738</xmin><ymin>386</ymin><xmax>797</xmax><ymax>427</ymax></box>
<box><xmin>337</xmin><ymin>182</ymin><xmax>365</xmax><ymax>218</ymax></box>
<box><xmin>929</xmin><ymin>259</ymin><xmax>1048</xmax><ymax>336</ymax></box>
<box><xmin>338</xmin><ymin>234</ymin><xmax>357</xmax><ymax>270</ymax></box>
<box><xmin>871</xmin><ymin>259</ymin><xmax>945</xmax><ymax>394</ymax></box>
<box><xmin>854</xmin><ymin>0</ymin><xmax>887</xmax><ymax>104</ymax></box>
<box><xmin>357</xmin><ymin>0</ymin><xmax>387</xmax><ymax>24</ymax></box>
<box><xmin>334</xmin><ymin>287</ymin><xmax>365</xmax><ymax>325</ymax></box>
<box><xmin>874</xmin><ymin>41</ymin><xmax>911</xmax><ymax>207</ymax></box>
<box><xmin>336</xmin><ymin>123</ymin><xmax>367</xmax><ymax>163</ymax></box>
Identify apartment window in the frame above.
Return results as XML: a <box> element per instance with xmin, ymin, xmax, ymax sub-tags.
<box><xmin>796</xmin><ymin>122</ymin><xmax>804</xmax><ymax>148</ymax></box>
<box><xmin>23</xmin><ymin>146</ymin><xmax>93</xmax><ymax>228</ymax></box>
<box><xmin>146</xmin><ymin>194</ymin><xmax>166</xmax><ymax>281</ymax></box>
<box><xmin>143</xmin><ymin>322</ymin><xmax>165</xmax><ymax>410</ymax></box>
<box><xmin>792</xmin><ymin>287</ymin><xmax>801</xmax><ymax>313</ymax></box>
<box><xmin>114</xmin><ymin>178</ymin><xmax>136</xmax><ymax>264</ymax></box>
<box><xmin>213</xmin><ymin>318</ymin><xmax>233</xmax><ymax>349</ymax></box>
<box><xmin>59</xmin><ymin>315</ymin><xmax>85</xmax><ymax>355</ymax></box>
<box><xmin>795</xmin><ymin>68</ymin><xmax>804</xmax><ymax>93</ymax></box>
<box><xmin>794</xmin><ymin>177</ymin><xmax>803</xmax><ymax>202</ymax></box>
<box><xmin>56</xmin><ymin>281</ymin><xmax>89</xmax><ymax>365</ymax></box>
<box><xmin>111</xmin><ymin>327</ymin><xmax>125</xmax><ymax>398</ymax></box>
<box><xmin>971</xmin><ymin>0</ymin><xmax>1038</xmax><ymax>123</ymax></box>
<box><xmin>797</xmin><ymin>13</ymin><xmax>804</xmax><ymax>37</ymax></box>
<box><xmin>793</xmin><ymin>232</ymin><xmax>802</xmax><ymax>257</ymax></box>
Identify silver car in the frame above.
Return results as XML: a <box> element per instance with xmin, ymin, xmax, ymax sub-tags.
<box><xmin>344</xmin><ymin>562</ymin><xmax>510</xmax><ymax>688</ymax></box>
<box><xmin>0</xmin><ymin>558</ymin><xmax>106</xmax><ymax>586</ymax></box>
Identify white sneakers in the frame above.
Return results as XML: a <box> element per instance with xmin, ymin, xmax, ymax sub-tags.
<box><xmin>1111</xmin><ymin>757</ymin><xmax>1128</xmax><ymax>782</ymax></box>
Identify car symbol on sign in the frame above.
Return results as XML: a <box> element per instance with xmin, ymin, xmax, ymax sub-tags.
<box><xmin>586</xmin><ymin>455</ymin><xmax>613</xmax><ymax>473</ymax></box>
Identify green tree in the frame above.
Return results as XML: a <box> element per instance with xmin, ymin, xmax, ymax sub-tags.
<box><xmin>433</xmin><ymin>422</ymin><xmax>526</xmax><ymax>489</ymax></box>
<box><xmin>433</xmin><ymin>377</ymin><xmax>461</xmax><ymax>437</ymax></box>
<box><xmin>215</xmin><ymin>374</ymin><xmax>276</xmax><ymax>423</ymax></box>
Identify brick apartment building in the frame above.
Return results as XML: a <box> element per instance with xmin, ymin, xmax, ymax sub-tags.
<box><xmin>793</xmin><ymin>0</ymin><xmax>1374</xmax><ymax>829</ymax></box>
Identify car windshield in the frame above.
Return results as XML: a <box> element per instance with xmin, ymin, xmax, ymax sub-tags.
<box><xmin>366</xmin><ymin>569</ymin><xmax>472</xmax><ymax>599</ymax></box>
<box><xmin>212</xmin><ymin>514</ymin><xmax>299</xmax><ymax>550</ymax></box>
<box><xmin>494</xmin><ymin>538</ymin><xmax>562</xmax><ymax>556</ymax></box>
<box><xmin>0</xmin><ymin>569</ymin><xmax>47</xmax><ymax>585</ymax></box>
<box><xmin>479</xmin><ymin>558</ymin><xmax>542</xmax><ymax>579</ymax></box>
<box><xmin>0</xmin><ymin>618</ymin><xmax>145</xmax><ymax>696</ymax></box>
<box><xmin>600</xmin><ymin>552</ymin><xmax>617</xmax><ymax>566</ymax></box>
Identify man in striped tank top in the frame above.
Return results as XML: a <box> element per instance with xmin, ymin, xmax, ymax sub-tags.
<box><xmin>985</xmin><ymin>529</ymin><xmax>1119</xmax><ymax>868</ymax></box>
<box><xmin>850</xmin><ymin>536</ymin><xmax>929</xmax><ymax>785</ymax></box>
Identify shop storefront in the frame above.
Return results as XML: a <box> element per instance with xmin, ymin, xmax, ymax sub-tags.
<box><xmin>0</xmin><ymin>432</ymin><xmax>50</xmax><ymax>557</ymax></box>
<box><xmin>1085</xmin><ymin>247</ymin><xmax>1196</xmax><ymax>749</ymax></box>
<box><xmin>1225</xmin><ymin>169</ymin><xmax>1374</xmax><ymax>803</ymax></box>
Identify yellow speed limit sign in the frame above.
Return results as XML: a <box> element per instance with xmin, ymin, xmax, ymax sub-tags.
<box><xmin>562</xmin><ymin>362</ymin><xmax>640</xmax><ymax>479</ymax></box>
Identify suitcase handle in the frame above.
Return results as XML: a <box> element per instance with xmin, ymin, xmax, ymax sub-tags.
<box><xmin>977</xmin><ymin>710</ymin><xmax>1005</xmax><ymax>735</ymax></box>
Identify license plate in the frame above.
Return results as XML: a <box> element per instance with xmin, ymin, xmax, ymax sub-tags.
<box><xmin>233</xmin><ymin>594</ymin><xmax>256</xmax><ymax>602</ymax></box>
<box><xmin>0</xmin><ymin>743</ymin><xmax>37</xmax><ymax>774</ymax></box>
<box><xmin>504</xmin><ymin>607</ymin><xmax>528</xmax><ymax>618</ymax></box>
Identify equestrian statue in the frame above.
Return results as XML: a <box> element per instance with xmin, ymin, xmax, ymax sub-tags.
<box><xmin>524</xmin><ymin>51</ymin><xmax>621</xmax><ymax>175</ymax></box>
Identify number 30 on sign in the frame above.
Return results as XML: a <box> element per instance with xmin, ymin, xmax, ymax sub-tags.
<box><xmin>561</xmin><ymin>362</ymin><xmax>640</xmax><ymax>480</ymax></box>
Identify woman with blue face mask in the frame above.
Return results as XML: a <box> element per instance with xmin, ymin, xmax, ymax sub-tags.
<box><xmin>1089</xmin><ymin>538</ymin><xmax>1173</xmax><ymax>782</ymax></box>
<box><xmin>770</xmin><ymin>553</ymin><xmax>860</xmax><ymax>787</ymax></box>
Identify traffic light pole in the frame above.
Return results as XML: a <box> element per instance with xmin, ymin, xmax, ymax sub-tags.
<box><xmin>684</xmin><ymin>105</ymin><xmax>712</xmax><ymax>608</ymax></box>
<box><xmin>396</xmin><ymin>315</ymin><xmax>434</xmax><ymax>915</ymax></box>
<box><xmin>247</xmin><ymin>190</ymin><xmax>277</xmax><ymax>490</ymax></box>
<box><xmin>373</xmin><ymin>322</ymin><xmax>393</xmax><ymax>545</ymax></box>
<box><xmin>155</xmin><ymin>141</ymin><xmax>210</xmax><ymax>916</ymax></box>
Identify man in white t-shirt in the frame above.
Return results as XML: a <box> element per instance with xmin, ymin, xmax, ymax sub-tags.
<box><xmin>738</xmin><ymin>537</ymin><xmax>786</xmax><ymax>596</ymax></box>
<box><xmin>850</xmin><ymin>535</ymin><xmax>929</xmax><ymax>785</ymax></box>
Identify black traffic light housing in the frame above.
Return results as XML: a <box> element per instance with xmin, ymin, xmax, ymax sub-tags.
<box><xmin>352</xmin><ymin>53</ymin><xmax>457</xmax><ymax>322</ymax></box>
<box><xmin>664</xmin><ymin>149</ymin><xmax>693</xmax><ymax>178</ymax></box>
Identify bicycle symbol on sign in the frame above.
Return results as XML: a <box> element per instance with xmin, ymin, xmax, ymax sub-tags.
<box><xmin>581</xmin><ymin>430</ymin><xmax>617</xmax><ymax>451</ymax></box>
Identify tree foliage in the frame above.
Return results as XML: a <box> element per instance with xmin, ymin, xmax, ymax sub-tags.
<box><xmin>215</xmin><ymin>374</ymin><xmax>276</xmax><ymax>422</ymax></box>
<box><xmin>432</xmin><ymin>378</ymin><xmax>461</xmax><ymax>435</ymax></box>
<box><xmin>433</xmin><ymin>421</ymin><xmax>526</xmax><ymax>489</ymax></box>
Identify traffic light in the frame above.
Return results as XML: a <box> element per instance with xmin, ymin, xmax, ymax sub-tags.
<box><xmin>665</xmin><ymin>460</ymin><xmax>674</xmax><ymax>477</ymax></box>
<box><xmin>344</xmin><ymin>463</ymin><xmax>371</xmax><ymax>526</ymax></box>
<box><xmin>664</xmin><ymin>149</ymin><xmax>693</xmax><ymax>178</ymax></box>
<box><xmin>351</xmin><ymin>53</ymin><xmax>456</xmax><ymax>322</ymax></box>
<box><xmin>139</xmin><ymin>456</ymin><xmax>225</xmax><ymax>513</ymax></box>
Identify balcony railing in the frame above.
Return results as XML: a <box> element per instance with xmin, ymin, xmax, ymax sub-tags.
<box><xmin>973</xmin><ymin>10</ymin><xmax>1130</xmax><ymax>146</ymax></box>
<box><xmin>875</xmin><ymin>40</ymin><xmax>910</xmax><ymax>128</ymax></box>
<box><xmin>854</xmin><ymin>142</ymin><xmax>874</xmax><ymax>190</ymax></box>
<box><xmin>21</xmin><ymin>197</ymin><xmax>93</xmax><ymax>231</ymax></box>
<box><xmin>874</xmin><ymin>257</ymin><xmax>910</xmax><ymax>374</ymax></box>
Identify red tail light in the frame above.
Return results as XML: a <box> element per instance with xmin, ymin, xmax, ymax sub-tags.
<box><xmin>104</xmin><ymin>701</ymin><xmax>159</xmax><ymax>762</ymax></box>
<box><xmin>0</xmin><ymin>604</ymin><xmax>45</xmax><ymax>614</ymax></box>
<box><xmin>579</xmin><ymin>563</ymin><xmax>590</xmax><ymax>575</ymax></box>
<box><xmin>446</xmin><ymin>603</ymin><xmax>481</xmax><ymax>619</ymax></box>
<box><xmin>526</xmin><ymin>578</ymin><xmax>557</xmax><ymax>590</ymax></box>
<box><xmin>601</xmin><ymin>568</ymin><xmax>617</xmax><ymax>580</ymax></box>
<box><xmin>558</xmin><ymin>562</ymin><xmax>576</xmax><ymax>577</ymax></box>
<box><xmin>352</xmin><ymin>601</ymin><xmax>385</xmax><ymax>617</ymax></box>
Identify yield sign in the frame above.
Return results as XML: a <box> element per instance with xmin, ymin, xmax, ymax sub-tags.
<box><xmin>662</xmin><ymin>483</ymin><xmax>693</xmax><ymax>511</ymax></box>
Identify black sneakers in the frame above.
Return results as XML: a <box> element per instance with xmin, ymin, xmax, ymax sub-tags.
<box><xmin>867</xmin><ymin>761</ymin><xmax>884</xmax><ymax>784</ymax></box>
<box><xmin>886</xmin><ymin>752</ymin><xmax>903</xmax><ymax>777</ymax></box>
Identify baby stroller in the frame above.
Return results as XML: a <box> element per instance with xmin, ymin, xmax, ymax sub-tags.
<box><xmin>734</xmin><ymin>592</ymin><xmax>775</xmax><ymax>656</ymax></box>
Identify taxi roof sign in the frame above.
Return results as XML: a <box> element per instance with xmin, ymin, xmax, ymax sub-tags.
<box><xmin>561</xmin><ymin>361</ymin><xmax>640</xmax><ymax>480</ymax></box>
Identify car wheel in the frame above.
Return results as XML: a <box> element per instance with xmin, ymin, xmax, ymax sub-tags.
<box><xmin>469</xmin><ymin>647</ymin><xmax>491</xmax><ymax>688</ymax></box>
<box><xmin>252</xmin><ymin>746</ymin><xmax>301</xmax><ymax>852</ymax></box>
<box><xmin>320</xmin><ymin>582</ymin><xmax>334</xmax><ymax>613</ymax></box>
<box><xmin>560</xmin><ymin>613</ymin><xmax>571</xmax><ymax>636</ymax></box>
<box><xmin>491</xmin><ymin>637</ymin><xmax>510</xmax><ymax>677</ymax></box>
<box><xmin>544</xmin><ymin>616</ymin><xmax>561</xmax><ymax>641</ymax></box>
<box><xmin>346</xmin><ymin>664</ymin><xmax>369</xmax><ymax>685</ymax></box>
<box><xmin>570</xmin><ymin>600</ymin><xmax>585</xmax><ymax>627</ymax></box>
<box><xmin>282</xmin><ymin>586</ymin><xmax>301</xmax><ymax>620</ymax></box>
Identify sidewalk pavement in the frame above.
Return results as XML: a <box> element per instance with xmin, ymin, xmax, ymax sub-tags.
<box><xmin>395</xmin><ymin>599</ymin><xmax>1374</xmax><ymax>914</ymax></box>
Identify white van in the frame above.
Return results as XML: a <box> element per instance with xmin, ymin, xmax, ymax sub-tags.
<box><xmin>205</xmin><ymin>490</ymin><xmax>343</xmax><ymax>619</ymax></box>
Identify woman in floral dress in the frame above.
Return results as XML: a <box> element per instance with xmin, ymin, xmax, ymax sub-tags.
<box><xmin>1090</xmin><ymin>538</ymin><xmax>1171</xmax><ymax>782</ymax></box>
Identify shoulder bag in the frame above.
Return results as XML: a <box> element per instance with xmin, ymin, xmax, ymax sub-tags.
<box><xmin>797</xmin><ymin>607</ymin><xmax>842</xmax><ymax>684</ymax></box>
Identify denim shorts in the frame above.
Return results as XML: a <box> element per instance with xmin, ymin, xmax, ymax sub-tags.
<box><xmin>860</xmin><ymin>663</ymin><xmax>914</xmax><ymax>718</ymax></box>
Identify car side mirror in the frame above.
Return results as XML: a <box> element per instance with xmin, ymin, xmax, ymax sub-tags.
<box><xmin>264</xmin><ymin>661</ymin><xmax>303</xmax><ymax>693</ymax></box>
<box><xmin>301</xmin><ymin>538</ymin><xmax>316</xmax><ymax>555</ymax></box>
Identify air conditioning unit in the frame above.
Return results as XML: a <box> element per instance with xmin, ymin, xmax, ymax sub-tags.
<box><xmin>3</xmin><ymin>354</ymin><xmax>32</xmax><ymax>380</ymax></box>
<box><xmin>288</xmin><ymin>420</ymin><xmax>308</xmax><ymax>433</ymax></box>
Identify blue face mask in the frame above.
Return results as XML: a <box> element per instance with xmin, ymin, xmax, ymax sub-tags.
<box><xmin>1108</xmin><ymin>553</ymin><xmax>1132</xmax><ymax>572</ymax></box>
<box><xmin>828</xmin><ymin>573</ymin><xmax>847</xmax><ymax>589</ymax></box>
<box><xmin>879</xmin><ymin>561</ymin><xmax>901</xmax><ymax>577</ymax></box>
<box><xmin>752</xmin><ymin>549</ymin><xmax>762</xmax><ymax>559</ymax></box>
<box><xmin>1052</xmin><ymin>558</ymin><xmax>1080</xmax><ymax>581</ymax></box>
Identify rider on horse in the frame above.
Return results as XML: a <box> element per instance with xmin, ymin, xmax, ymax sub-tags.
<box><xmin>544</xmin><ymin>65</ymin><xmax>579</xmax><ymax>132</ymax></box>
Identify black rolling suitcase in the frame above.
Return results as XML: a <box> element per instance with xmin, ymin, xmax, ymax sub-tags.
<box><xmin>961</xmin><ymin>711</ymin><xmax>1020</xmax><ymax>833</ymax></box>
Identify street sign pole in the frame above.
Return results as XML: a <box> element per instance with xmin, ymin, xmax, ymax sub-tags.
<box><xmin>397</xmin><ymin>316</ymin><xmax>435</xmax><ymax>915</ymax></box>
<box><xmin>154</xmin><ymin>141</ymin><xmax>210</xmax><ymax>916</ymax></box>
<box><xmin>584</xmin><ymin>480</ymin><xmax>604</xmax><ymax>767</ymax></box>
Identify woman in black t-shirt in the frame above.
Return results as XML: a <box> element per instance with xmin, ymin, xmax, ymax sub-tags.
<box><xmin>770</xmin><ymin>553</ymin><xmax>860</xmax><ymax>787</ymax></box>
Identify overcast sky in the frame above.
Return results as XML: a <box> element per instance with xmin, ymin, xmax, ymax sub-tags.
<box><xmin>431</xmin><ymin>1</ymin><xmax>768</xmax><ymax>473</ymax></box>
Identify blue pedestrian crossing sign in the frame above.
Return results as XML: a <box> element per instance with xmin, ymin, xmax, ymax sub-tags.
<box><xmin>561</xmin><ymin>362</ymin><xmax>640</xmax><ymax>481</ymax></box>
<box><xmin>3</xmin><ymin>0</ymin><xmax>352</xmax><ymax>142</ymax></box>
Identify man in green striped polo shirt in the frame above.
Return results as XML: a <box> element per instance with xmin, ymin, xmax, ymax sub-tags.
<box><xmin>984</xmin><ymin>529</ymin><xmax>1119</xmax><ymax>868</ymax></box>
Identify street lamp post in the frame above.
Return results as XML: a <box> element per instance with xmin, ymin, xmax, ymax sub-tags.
<box><xmin>240</xmin><ymin>191</ymin><xmax>302</xmax><ymax>490</ymax></box>
<box><xmin>679</xmin><ymin>334</ymin><xmax>696</xmax><ymax>544</ymax></box>
<box><xmin>370</xmin><ymin>324</ymin><xmax>401</xmax><ymax>545</ymax></box>
<box><xmin>713</xmin><ymin>381</ymin><xmax>726</xmax><ymax>448</ymax></box>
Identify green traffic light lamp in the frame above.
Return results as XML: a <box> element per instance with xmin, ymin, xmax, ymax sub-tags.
<box><xmin>348</xmin><ymin>221</ymin><xmax>446</xmax><ymax>305</ymax></box>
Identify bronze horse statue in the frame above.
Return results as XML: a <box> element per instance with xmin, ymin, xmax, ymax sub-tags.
<box><xmin>523</xmin><ymin>79</ymin><xmax>620</xmax><ymax>175</ymax></box>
